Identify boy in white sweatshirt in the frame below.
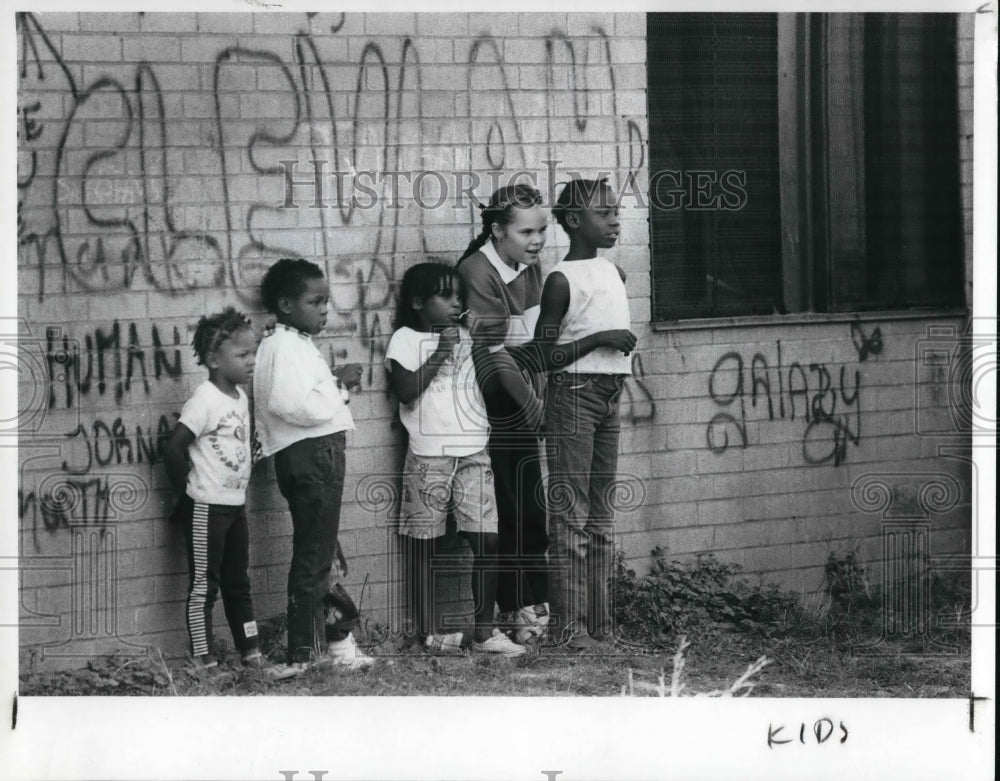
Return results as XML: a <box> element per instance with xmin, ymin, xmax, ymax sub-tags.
<box><xmin>253</xmin><ymin>258</ymin><xmax>372</xmax><ymax>669</ymax></box>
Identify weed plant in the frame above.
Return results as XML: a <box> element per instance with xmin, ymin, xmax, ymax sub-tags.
<box><xmin>611</xmin><ymin>547</ymin><xmax>799</xmax><ymax>646</ymax></box>
<box><xmin>612</xmin><ymin>547</ymin><xmax>972</xmax><ymax>653</ymax></box>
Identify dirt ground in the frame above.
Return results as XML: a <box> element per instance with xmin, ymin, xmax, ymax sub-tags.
<box><xmin>18</xmin><ymin>619</ymin><xmax>970</xmax><ymax>697</ymax></box>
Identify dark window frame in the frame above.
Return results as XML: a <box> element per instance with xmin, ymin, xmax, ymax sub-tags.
<box><xmin>648</xmin><ymin>12</ymin><xmax>967</xmax><ymax>326</ymax></box>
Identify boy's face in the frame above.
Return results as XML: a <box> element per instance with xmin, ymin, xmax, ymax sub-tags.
<box><xmin>209</xmin><ymin>327</ymin><xmax>257</xmax><ymax>386</ymax></box>
<box><xmin>278</xmin><ymin>277</ymin><xmax>330</xmax><ymax>335</ymax></box>
<box><xmin>570</xmin><ymin>186</ymin><xmax>620</xmax><ymax>250</ymax></box>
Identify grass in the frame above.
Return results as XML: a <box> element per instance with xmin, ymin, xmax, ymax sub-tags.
<box><xmin>18</xmin><ymin>548</ymin><xmax>971</xmax><ymax>697</ymax></box>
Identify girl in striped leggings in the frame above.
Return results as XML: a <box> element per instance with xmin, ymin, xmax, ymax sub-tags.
<box><xmin>164</xmin><ymin>307</ymin><xmax>297</xmax><ymax>680</ymax></box>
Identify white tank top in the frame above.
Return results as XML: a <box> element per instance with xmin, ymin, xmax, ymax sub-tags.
<box><xmin>551</xmin><ymin>257</ymin><xmax>632</xmax><ymax>375</ymax></box>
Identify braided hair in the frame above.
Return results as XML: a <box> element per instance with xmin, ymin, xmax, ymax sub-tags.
<box><xmin>191</xmin><ymin>307</ymin><xmax>253</xmax><ymax>366</ymax></box>
<box><xmin>393</xmin><ymin>262</ymin><xmax>458</xmax><ymax>331</ymax></box>
<box><xmin>552</xmin><ymin>177</ymin><xmax>611</xmax><ymax>234</ymax></box>
<box><xmin>458</xmin><ymin>183</ymin><xmax>544</xmax><ymax>263</ymax></box>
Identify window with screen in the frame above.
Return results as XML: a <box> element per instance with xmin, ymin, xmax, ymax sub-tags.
<box><xmin>647</xmin><ymin>12</ymin><xmax>965</xmax><ymax>322</ymax></box>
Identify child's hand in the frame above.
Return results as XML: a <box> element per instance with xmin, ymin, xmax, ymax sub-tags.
<box><xmin>599</xmin><ymin>329</ymin><xmax>638</xmax><ymax>355</ymax></box>
<box><xmin>437</xmin><ymin>326</ymin><xmax>460</xmax><ymax>354</ymax></box>
<box><xmin>250</xmin><ymin>428</ymin><xmax>263</xmax><ymax>466</ymax></box>
<box><xmin>333</xmin><ymin>363</ymin><xmax>363</xmax><ymax>390</ymax></box>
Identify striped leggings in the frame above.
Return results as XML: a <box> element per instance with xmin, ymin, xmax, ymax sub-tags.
<box><xmin>176</xmin><ymin>497</ymin><xmax>259</xmax><ymax>658</ymax></box>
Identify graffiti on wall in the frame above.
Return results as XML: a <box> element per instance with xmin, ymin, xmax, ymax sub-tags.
<box><xmin>706</xmin><ymin>325</ymin><xmax>882</xmax><ymax>466</ymax></box>
<box><xmin>46</xmin><ymin>321</ymin><xmax>184</xmax><ymax>409</ymax></box>
<box><xmin>17</xmin><ymin>11</ymin><xmax>650</xmax><ymax>566</ymax></box>
<box><xmin>622</xmin><ymin>352</ymin><xmax>656</xmax><ymax>424</ymax></box>
<box><xmin>21</xmin><ymin>317</ymin><xmax>184</xmax><ymax>550</ymax></box>
<box><xmin>19</xmin><ymin>469</ymin><xmax>148</xmax><ymax>551</ymax></box>
<box><xmin>16</xmin><ymin>12</ymin><xmax>645</xmax><ymax>352</ymax></box>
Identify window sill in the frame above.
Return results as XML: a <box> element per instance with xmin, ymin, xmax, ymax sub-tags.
<box><xmin>651</xmin><ymin>308</ymin><xmax>969</xmax><ymax>332</ymax></box>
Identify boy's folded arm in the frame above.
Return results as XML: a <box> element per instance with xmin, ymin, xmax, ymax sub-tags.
<box><xmin>509</xmin><ymin>333</ymin><xmax>607</xmax><ymax>374</ymax></box>
<box><xmin>260</xmin><ymin>338</ymin><xmax>349</xmax><ymax>426</ymax></box>
<box><xmin>267</xmin><ymin>378</ymin><xmax>344</xmax><ymax>426</ymax></box>
<box><xmin>512</xmin><ymin>272</ymin><xmax>632</xmax><ymax>373</ymax></box>
<box><xmin>509</xmin><ymin>271</ymin><xmax>581</xmax><ymax>373</ymax></box>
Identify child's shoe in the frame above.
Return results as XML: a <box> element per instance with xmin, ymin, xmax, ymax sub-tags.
<box><xmin>189</xmin><ymin>654</ymin><xmax>221</xmax><ymax>675</ymax></box>
<box><xmin>423</xmin><ymin>632</ymin><xmax>464</xmax><ymax>655</ymax></box>
<box><xmin>512</xmin><ymin>603</ymin><xmax>550</xmax><ymax>644</ymax></box>
<box><xmin>472</xmin><ymin>628</ymin><xmax>527</xmax><ymax>657</ymax></box>
<box><xmin>242</xmin><ymin>651</ymin><xmax>301</xmax><ymax>681</ymax></box>
<box><xmin>325</xmin><ymin>632</ymin><xmax>375</xmax><ymax>670</ymax></box>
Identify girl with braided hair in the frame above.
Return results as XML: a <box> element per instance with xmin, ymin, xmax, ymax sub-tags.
<box><xmin>456</xmin><ymin>183</ymin><xmax>551</xmax><ymax>643</ymax></box>
<box><xmin>164</xmin><ymin>307</ymin><xmax>299</xmax><ymax>680</ymax></box>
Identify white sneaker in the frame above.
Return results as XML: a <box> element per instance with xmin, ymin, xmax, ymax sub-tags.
<box><xmin>513</xmin><ymin>603</ymin><xmax>550</xmax><ymax>644</ymax></box>
<box><xmin>259</xmin><ymin>662</ymin><xmax>302</xmax><ymax>681</ymax></box>
<box><xmin>325</xmin><ymin>632</ymin><xmax>375</xmax><ymax>670</ymax></box>
<box><xmin>424</xmin><ymin>632</ymin><xmax>464</xmax><ymax>655</ymax></box>
<box><xmin>473</xmin><ymin>628</ymin><xmax>527</xmax><ymax>657</ymax></box>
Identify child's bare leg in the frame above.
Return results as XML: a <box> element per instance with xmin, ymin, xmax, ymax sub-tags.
<box><xmin>404</xmin><ymin>535</ymin><xmax>434</xmax><ymax>638</ymax></box>
<box><xmin>462</xmin><ymin>531</ymin><xmax>499</xmax><ymax>643</ymax></box>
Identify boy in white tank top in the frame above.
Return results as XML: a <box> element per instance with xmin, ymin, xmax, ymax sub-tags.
<box><xmin>532</xmin><ymin>178</ymin><xmax>637</xmax><ymax>651</ymax></box>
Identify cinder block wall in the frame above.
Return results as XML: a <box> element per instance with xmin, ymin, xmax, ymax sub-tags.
<box><xmin>16</xmin><ymin>12</ymin><xmax>972</xmax><ymax>666</ymax></box>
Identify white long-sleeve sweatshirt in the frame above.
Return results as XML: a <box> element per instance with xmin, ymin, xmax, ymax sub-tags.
<box><xmin>253</xmin><ymin>323</ymin><xmax>354</xmax><ymax>457</ymax></box>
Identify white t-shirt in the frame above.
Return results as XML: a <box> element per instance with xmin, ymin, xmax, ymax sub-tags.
<box><xmin>384</xmin><ymin>326</ymin><xmax>489</xmax><ymax>457</ymax></box>
<box><xmin>550</xmin><ymin>256</ymin><xmax>633</xmax><ymax>375</ymax></box>
<box><xmin>178</xmin><ymin>380</ymin><xmax>252</xmax><ymax>506</ymax></box>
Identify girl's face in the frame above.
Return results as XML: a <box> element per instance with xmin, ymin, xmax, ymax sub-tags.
<box><xmin>492</xmin><ymin>205</ymin><xmax>548</xmax><ymax>267</ymax></box>
<box><xmin>572</xmin><ymin>186</ymin><xmax>621</xmax><ymax>251</ymax></box>
<box><xmin>210</xmin><ymin>327</ymin><xmax>257</xmax><ymax>386</ymax></box>
<box><xmin>414</xmin><ymin>277</ymin><xmax>462</xmax><ymax>330</ymax></box>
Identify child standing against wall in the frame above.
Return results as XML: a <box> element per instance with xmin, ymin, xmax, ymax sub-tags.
<box><xmin>253</xmin><ymin>258</ymin><xmax>373</xmax><ymax>669</ymax></box>
<box><xmin>534</xmin><ymin>178</ymin><xmax>637</xmax><ymax>651</ymax></box>
<box><xmin>456</xmin><ymin>184</ymin><xmax>551</xmax><ymax>644</ymax></box>
<box><xmin>164</xmin><ymin>307</ymin><xmax>299</xmax><ymax>680</ymax></box>
<box><xmin>386</xmin><ymin>262</ymin><xmax>525</xmax><ymax>657</ymax></box>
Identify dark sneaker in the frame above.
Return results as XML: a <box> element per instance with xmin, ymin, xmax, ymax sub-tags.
<box><xmin>242</xmin><ymin>652</ymin><xmax>301</xmax><ymax>681</ymax></box>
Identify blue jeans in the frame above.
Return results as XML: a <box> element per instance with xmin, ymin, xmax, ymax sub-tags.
<box><xmin>274</xmin><ymin>432</ymin><xmax>348</xmax><ymax>663</ymax></box>
<box><xmin>545</xmin><ymin>373</ymin><xmax>625</xmax><ymax>640</ymax></box>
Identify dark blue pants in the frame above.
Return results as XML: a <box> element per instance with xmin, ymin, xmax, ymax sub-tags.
<box><xmin>485</xmin><ymin>393</ymin><xmax>549</xmax><ymax>613</ymax></box>
<box><xmin>274</xmin><ymin>432</ymin><xmax>349</xmax><ymax>663</ymax></box>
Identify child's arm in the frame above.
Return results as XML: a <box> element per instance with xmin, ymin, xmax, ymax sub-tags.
<box><xmin>457</xmin><ymin>260</ymin><xmax>544</xmax><ymax>428</ymax></box>
<box><xmin>266</xmin><ymin>347</ymin><xmax>347</xmax><ymax>427</ymax></box>
<box><xmin>163</xmin><ymin>423</ymin><xmax>196</xmax><ymax>498</ymax></box>
<box><xmin>508</xmin><ymin>272</ymin><xmax>637</xmax><ymax>374</ymax></box>
<box><xmin>388</xmin><ymin>327</ymin><xmax>459</xmax><ymax>404</ymax></box>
